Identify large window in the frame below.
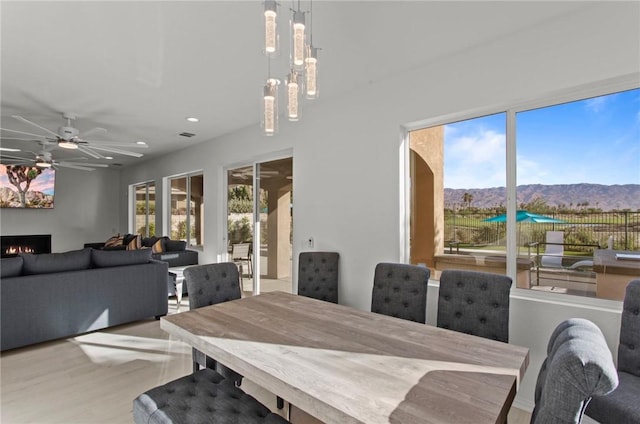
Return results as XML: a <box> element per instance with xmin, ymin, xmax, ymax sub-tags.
<box><xmin>408</xmin><ymin>84</ymin><xmax>639</xmax><ymax>301</ymax></box>
<box><xmin>169</xmin><ymin>172</ymin><xmax>204</xmax><ymax>248</ymax></box>
<box><xmin>133</xmin><ymin>182</ymin><xmax>155</xmax><ymax>237</ymax></box>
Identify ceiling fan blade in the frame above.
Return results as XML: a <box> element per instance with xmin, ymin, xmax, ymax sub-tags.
<box><xmin>0</xmin><ymin>154</ymin><xmax>34</xmax><ymax>161</ymax></box>
<box><xmin>83</xmin><ymin>140</ymin><xmax>148</xmax><ymax>148</ymax></box>
<box><xmin>12</xmin><ymin>115</ymin><xmax>60</xmax><ymax>139</ymax></box>
<box><xmin>58</xmin><ymin>161</ymin><xmax>108</xmax><ymax>169</ymax></box>
<box><xmin>0</xmin><ymin>136</ymin><xmax>41</xmax><ymax>141</ymax></box>
<box><xmin>78</xmin><ymin>127</ymin><xmax>107</xmax><ymax>139</ymax></box>
<box><xmin>87</xmin><ymin>145</ymin><xmax>144</xmax><ymax>157</ymax></box>
<box><xmin>0</xmin><ymin>127</ymin><xmax>49</xmax><ymax>138</ymax></box>
<box><xmin>55</xmin><ymin>163</ymin><xmax>96</xmax><ymax>171</ymax></box>
<box><xmin>77</xmin><ymin>145</ymin><xmax>105</xmax><ymax>159</ymax></box>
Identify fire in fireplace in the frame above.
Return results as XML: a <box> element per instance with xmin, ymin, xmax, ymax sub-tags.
<box><xmin>1</xmin><ymin>235</ymin><xmax>52</xmax><ymax>258</ymax></box>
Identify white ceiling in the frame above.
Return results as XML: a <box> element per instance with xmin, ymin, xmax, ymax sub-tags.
<box><xmin>1</xmin><ymin>1</ymin><xmax>591</xmax><ymax>167</ymax></box>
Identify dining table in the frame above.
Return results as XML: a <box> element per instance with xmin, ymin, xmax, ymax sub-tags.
<box><xmin>161</xmin><ymin>291</ymin><xmax>529</xmax><ymax>424</ymax></box>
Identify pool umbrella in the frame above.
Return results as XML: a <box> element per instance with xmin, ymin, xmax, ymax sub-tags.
<box><xmin>482</xmin><ymin>210</ymin><xmax>565</xmax><ymax>223</ymax></box>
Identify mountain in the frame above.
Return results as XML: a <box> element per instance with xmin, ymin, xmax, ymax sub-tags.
<box><xmin>444</xmin><ymin>184</ymin><xmax>640</xmax><ymax>211</ymax></box>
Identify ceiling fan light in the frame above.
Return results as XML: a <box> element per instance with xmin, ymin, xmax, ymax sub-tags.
<box><xmin>35</xmin><ymin>159</ymin><xmax>52</xmax><ymax>168</ymax></box>
<box><xmin>58</xmin><ymin>140</ymin><xmax>79</xmax><ymax>149</ymax></box>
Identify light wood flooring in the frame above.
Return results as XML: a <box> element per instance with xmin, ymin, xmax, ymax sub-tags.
<box><xmin>1</xmin><ymin>297</ymin><xmax>532</xmax><ymax>423</ymax></box>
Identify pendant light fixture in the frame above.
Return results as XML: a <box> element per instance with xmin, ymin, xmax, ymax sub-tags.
<box><xmin>304</xmin><ymin>0</ymin><xmax>318</xmax><ymax>100</ymax></box>
<box><xmin>264</xmin><ymin>0</ymin><xmax>278</xmax><ymax>55</ymax></box>
<box><xmin>260</xmin><ymin>0</ymin><xmax>321</xmax><ymax>134</ymax></box>
<box><xmin>291</xmin><ymin>7</ymin><xmax>305</xmax><ymax>69</ymax></box>
<box><xmin>262</xmin><ymin>59</ymin><xmax>279</xmax><ymax>136</ymax></box>
<box><xmin>286</xmin><ymin>71</ymin><xmax>300</xmax><ymax>121</ymax></box>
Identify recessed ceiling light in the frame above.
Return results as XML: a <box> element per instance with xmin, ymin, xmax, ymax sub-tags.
<box><xmin>0</xmin><ymin>147</ymin><xmax>21</xmax><ymax>152</ymax></box>
<box><xmin>136</xmin><ymin>141</ymin><xmax>147</xmax><ymax>145</ymax></box>
<box><xmin>105</xmin><ymin>156</ymin><xmax>113</xmax><ymax>160</ymax></box>
<box><xmin>186</xmin><ymin>117</ymin><xmax>199</xmax><ymax>123</ymax></box>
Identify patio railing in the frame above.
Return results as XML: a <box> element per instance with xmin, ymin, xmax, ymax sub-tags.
<box><xmin>445</xmin><ymin>210</ymin><xmax>639</xmax><ymax>252</ymax></box>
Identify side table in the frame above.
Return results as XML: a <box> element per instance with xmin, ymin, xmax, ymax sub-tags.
<box><xmin>168</xmin><ymin>266</ymin><xmax>188</xmax><ymax>310</ymax></box>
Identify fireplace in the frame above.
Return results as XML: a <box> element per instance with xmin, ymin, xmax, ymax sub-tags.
<box><xmin>1</xmin><ymin>234</ymin><xmax>52</xmax><ymax>258</ymax></box>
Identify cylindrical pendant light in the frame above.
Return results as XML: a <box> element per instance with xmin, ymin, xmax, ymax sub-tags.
<box><xmin>264</xmin><ymin>0</ymin><xmax>278</xmax><ymax>55</ymax></box>
<box><xmin>305</xmin><ymin>46</ymin><xmax>318</xmax><ymax>99</ymax></box>
<box><xmin>291</xmin><ymin>10</ymin><xmax>305</xmax><ymax>69</ymax></box>
<box><xmin>286</xmin><ymin>71</ymin><xmax>300</xmax><ymax>121</ymax></box>
<box><xmin>262</xmin><ymin>78</ymin><xmax>278</xmax><ymax>136</ymax></box>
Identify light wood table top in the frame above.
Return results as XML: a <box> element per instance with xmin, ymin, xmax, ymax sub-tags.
<box><xmin>161</xmin><ymin>291</ymin><xmax>529</xmax><ymax>424</ymax></box>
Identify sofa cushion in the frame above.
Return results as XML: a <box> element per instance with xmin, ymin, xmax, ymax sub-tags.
<box><xmin>1</xmin><ymin>256</ymin><xmax>23</xmax><ymax>277</ymax></box>
<box><xmin>165</xmin><ymin>239</ymin><xmax>187</xmax><ymax>251</ymax></box>
<box><xmin>20</xmin><ymin>248</ymin><xmax>92</xmax><ymax>275</ymax></box>
<box><xmin>92</xmin><ymin>248</ymin><xmax>152</xmax><ymax>268</ymax></box>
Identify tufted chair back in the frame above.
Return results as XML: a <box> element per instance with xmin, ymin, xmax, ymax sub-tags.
<box><xmin>531</xmin><ymin>318</ymin><xmax>618</xmax><ymax>424</ymax></box>
<box><xmin>437</xmin><ymin>270</ymin><xmax>512</xmax><ymax>342</ymax></box>
<box><xmin>371</xmin><ymin>263</ymin><xmax>430</xmax><ymax>323</ymax></box>
<box><xmin>183</xmin><ymin>263</ymin><xmax>242</xmax><ymax>384</ymax></box>
<box><xmin>185</xmin><ymin>263</ymin><xmax>241</xmax><ymax>310</ymax></box>
<box><xmin>298</xmin><ymin>252</ymin><xmax>340</xmax><ymax>303</ymax></box>
<box><xmin>618</xmin><ymin>279</ymin><xmax>640</xmax><ymax>376</ymax></box>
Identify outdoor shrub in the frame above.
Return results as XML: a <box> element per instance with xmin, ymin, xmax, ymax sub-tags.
<box><xmin>228</xmin><ymin>216</ymin><xmax>252</xmax><ymax>244</ymax></box>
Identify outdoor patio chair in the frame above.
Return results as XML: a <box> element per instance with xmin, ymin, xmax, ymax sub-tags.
<box><xmin>531</xmin><ymin>318</ymin><xmax>618</xmax><ymax>424</ymax></box>
<box><xmin>586</xmin><ymin>279</ymin><xmax>640</xmax><ymax>424</ymax></box>
<box><xmin>540</xmin><ymin>231</ymin><xmax>564</xmax><ymax>268</ymax></box>
<box><xmin>437</xmin><ymin>270</ymin><xmax>512</xmax><ymax>342</ymax></box>
<box><xmin>371</xmin><ymin>263</ymin><xmax>430</xmax><ymax>323</ymax></box>
<box><xmin>231</xmin><ymin>243</ymin><xmax>253</xmax><ymax>283</ymax></box>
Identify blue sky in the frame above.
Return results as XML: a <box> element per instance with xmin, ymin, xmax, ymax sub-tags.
<box><xmin>444</xmin><ymin>88</ymin><xmax>640</xmax><ymax>189</ymax></box>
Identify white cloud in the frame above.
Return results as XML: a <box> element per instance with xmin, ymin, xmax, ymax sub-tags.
<box><xmin>516</xmin><ymin>156</ymin><xmax>550</xmax><ymax>185</ymax></box>
<box><xmin>584</xmin><ymin>96</ymin><xmax>608</xmax><ymax>113</ymax></box>
<box><xmin>444</xmin><ymin>129</ymin><xmax>506</xmax><ymax>188</ymax></box>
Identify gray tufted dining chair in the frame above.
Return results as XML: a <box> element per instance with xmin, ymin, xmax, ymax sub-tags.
<box><xmin>371</xmin><ymin>263</ymin><xmax>430</xmax><ymax>323</ymax></box>
<box><xmin>531</xmin><ymin>318</ymin><xmax>618</xmax><ymax>424</ymax></box>
<box><xmin>184</xmin><ymin>263</ymin><xmax>242</xmax><ymax>385</ymax></box>
<box><xmin>133</xmin><ymin>368</ymin><xmax>289</xmax><ymax>424</ymax></box>
<box><xmin>297</xmin><ymin>251</ymin><xmax>339</xmax><ymax>303</ymax></box>
<box><xmin>437</xmin><ymin>270</ymin><xmax>512</xmax><ymax>342</ymax></box>
<box><xmin>586</xmin><ymin>279</ymin><xmax>640</xmax><ymax>424</ymax></box>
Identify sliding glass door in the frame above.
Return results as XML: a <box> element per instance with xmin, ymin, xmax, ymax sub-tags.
<box><xmin>227</xmin><ymin>157</ymin><xmax>293</xmax><ymax>295</ymax></box>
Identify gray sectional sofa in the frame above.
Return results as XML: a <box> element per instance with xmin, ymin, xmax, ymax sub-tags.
<box><xmin>0</xmin><ymin>248</ymin><xmax>168</xmax><ymax>351</ymax></box>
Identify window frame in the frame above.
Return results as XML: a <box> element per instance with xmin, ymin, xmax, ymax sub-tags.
<box><xmin>401</xmin><ymin>73</ymin><xmax>638</xmax><ymax>306</ymax></box>
<box><xmin>164</xmin><ymin>170</ymin><xmax>204</xmax><ymax>249</ymax></box>
<box><xmin>129</xmin><ymin>180</ymin><xmax>155</xmax><ymax>237</ymax></box>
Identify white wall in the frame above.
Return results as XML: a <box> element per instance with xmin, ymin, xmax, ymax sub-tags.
<box><xmin>1</xmin><ymin>167</ymin><xmax>122</xmax><ymax>252</ymax></box>
<box><xmin>119</xmin><ymin>2</ymin><xmax>638</xmax><ymax>411</ymax></box>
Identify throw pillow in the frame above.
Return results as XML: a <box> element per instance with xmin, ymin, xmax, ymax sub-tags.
<box><xmin>20</xmin><ymin>248</ymin><xmax>92</xmax><ymax>275</ymax></box>
<box><xmin>104</xmin><ymin>234</ymin><xmax>124</xmax><ymax>248</ymax></box>
<box><xmin>126</xmin><ymin>234</ymin><xmax>142</xmax><ymax>250</ymax></box>
<box><xmin>91</xmin><ymin>248</ymin><xmax>152</xmax><ymax>268</ymax></box>
<box><xmin>1</xmin><ymin>256</ymin><xmax>23</xmax><ymax>277</ymax></box>
<box><xmin>151</xmin><ymin>238</ymin><xmax>164</xmax><ymax>253</ymax></box>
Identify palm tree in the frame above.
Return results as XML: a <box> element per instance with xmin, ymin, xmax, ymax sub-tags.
<box><xmin>462</xmin><ymin>192</ymin><xmax>474</xmax><ymax>209</ymax></box>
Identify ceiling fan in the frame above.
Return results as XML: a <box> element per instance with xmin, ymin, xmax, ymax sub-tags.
<box><xmin>0</xmin><ymin>112</ymin><xmax>147</xmax><ymax>159</ymax></box>
<box><xmin>0</xmin><ymin>142</ymin><xmax>109</xmax><ymax>171</ymax></box>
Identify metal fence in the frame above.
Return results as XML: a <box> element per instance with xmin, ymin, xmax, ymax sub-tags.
<box><xmin>445</xmin><ymin>211</ymin><xmax>640</xmax><ymax>252</ymax></box>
